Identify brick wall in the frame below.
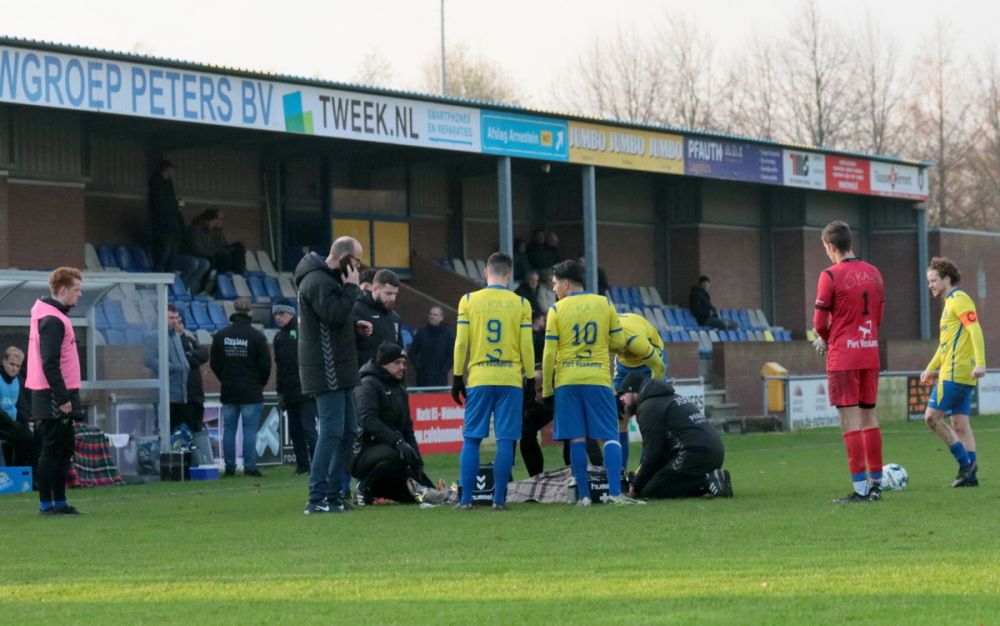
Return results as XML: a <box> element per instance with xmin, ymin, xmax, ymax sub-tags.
<box><xmin>931</xmin><ymin>230</ymin><xmax>1000</xmax><ymax>362</ymax></box>
<box><xmin>668</xmin><ymin>226</ymin><xmax>699</xmax><ymax>305</ymax></box>
<box><xmin>410</xmin><ymin>216</ymin><xmax>450</xmax><ymax>261</ymax></box>
<box><xmin>0</xmin><ymin>175</ymin><xmax>8</xmax><ymax>267</ymax></box>
<box><xmin>869</xmin><ymin>232</ymin><xmax>920</xmax><ymax>340</ymax></box>
<box><xmin>881</xmin><ymin>339</ymin><xmax>938</xmax><ymax>372</ymax></box>
<box><xmin>714</xmin><ymin>342</ymin><xmax>826</xmax><ymax>415</ymax></box>
<box><xmin>6</xmin><ymin>182</ymin><xmax>85</xmax><ymax>269</ymax></box>
<box><xmin>666</xmin><ymin>342</ymin><xmax>700</xmax><ymax>379</ymax></box>
<box><xmin>697</xmin><ymin>226</ymin><xmax>762</xmax><ymax>309</ymax></box>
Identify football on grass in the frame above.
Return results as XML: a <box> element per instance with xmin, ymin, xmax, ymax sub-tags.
<box><xmin>881</xmin><ymin>463</ymin><xmax>908</xmax><ymax>491</ymax></box>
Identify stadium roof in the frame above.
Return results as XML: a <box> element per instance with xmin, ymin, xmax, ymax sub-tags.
<box><xmin>0</xmin><ymin>35</ymin><xmax>929</xmax><ymax>168</ymax></box>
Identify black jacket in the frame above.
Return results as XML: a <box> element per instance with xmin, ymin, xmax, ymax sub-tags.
<box><xmin>408</xmin><ymin>323</ymin><xmax>454</xmax><ymax>387</ymax></box>
<box><xmin>148</xmin><ymin>174</ymin><xmax>185</xmax><ymax>239</ymax></box>
<box><xmin>632</xmin><ymin>379</ymin><xmax>724</xmax><ymax>495</ymax></box>
<box><xmin>689</xmin><ymin>285</ymin><xmax>717</xmax><ymax>324</ymax></box>
<box><xmin>273</xmin><ymin>317</ymin><xmax>304</xmax><ymax>403</ymax></box>
<box><xmin>352</xmin><ymin>291</ymin><xmax>404</xmax><ymax>368</ymax></box>
<box><xmin>209</xmin><ymin>314</ymin><xmax>272</xmax><ymax>404</ymax></box>
<box><xmin>353</xmin><ymin>360</ymin><xmax>419</xmax><ymax>456</ymax></box>
<box><xmin>180</xmin><ymin>331</ymin><xmax>209</xmax><ymax>404</ymax></box>
<box><xmin>294</xmin><ymin>252</ymin><xmax>361</xmax><ymax>395</ymax></box>
<box><xmin>514</xmin><ymin>283</ymin><xmax>543</xmax><ymax>317</ymax></box>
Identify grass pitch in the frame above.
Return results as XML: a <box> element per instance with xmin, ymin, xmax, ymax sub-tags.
<box><xmin>3</xmin><ymin>417</ymin><xmax>1000</xmax><ymax>625</ymax></box>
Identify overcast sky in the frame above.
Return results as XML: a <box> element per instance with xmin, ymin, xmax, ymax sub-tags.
<box><xmin>4</xmin><ymin>0</ymin><xmax>999</xmax><ymax>110</ymax></box>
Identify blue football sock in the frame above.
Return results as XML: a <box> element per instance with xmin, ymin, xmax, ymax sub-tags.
<box><xmin>619</xmin><ymin>432</ymin><xmax>631</xmax><ymax>470</ymax></box>
<box><xmin>950</xmin><ymin>441</ymin><xmax>971</xmax><ymax>468</ymax></box>
<box><xmin>39</xmin><ymin>501</ymin><xmax>54</xmax><ymax>512</ymax></box>
<box><xmin>493</xmin><ymin>439</ymin><xmax>515</xmax><ymax>506</ymax></box>
<box><xmin>569</xmin><ymin>441</ymin><xmax>590</xmax><ymax>501</ymax></box>
<box><xmin>459</xmin><ymin>437</ymin><xmax>482</xmax><ymax>505</ymax></box>
<box><xmin>54</xmin><ymin>499</ymin><xmax>68</xmax><ymax>508</ymax></box>
<box><xmin>604</xmin><ymin>440</ymin><xmax>623</xmax><ymax>496</ymax></box>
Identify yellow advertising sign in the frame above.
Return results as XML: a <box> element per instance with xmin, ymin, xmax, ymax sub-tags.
<box><xmin>568</xmin><ymin>121</ymin><xmax>685</xmax><ymax>175</ymax></box>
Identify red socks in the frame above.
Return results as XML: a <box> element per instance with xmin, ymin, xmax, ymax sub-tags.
<box><xmin>862</xmin><ymin>427</ymin><xmax>883</xmax><ymax>478</ymax></box>
<box><xmin>842</xmin><ymin>430</ymin><xmax>867</xmax><ymax>477</ymax></box>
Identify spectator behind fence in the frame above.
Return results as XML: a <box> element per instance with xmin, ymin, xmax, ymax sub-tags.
<box><xmin>144</xmin><ymin>304</ymin><xmax>191</xmax><ymax>432</ymax></box>
<box><xmin>513</xmin><ymin>238</ymin><xmax>532</xmax><ymax>283</ymax></box>
<box><xmin>210</xmin><ymin>297</ymin><xmax>272</xmax><ymax>477</ymax></box>
<box><xmin>408</xmin><ymin>306</ymin><xmax>455</xmax><ymax>387</ymax></box>
<box><xmin>0</xmin><ymin>347</ymin><xmax>32</xmax><ymax>467</ymax></box>
<box><xmin>176</xmin><ymin>316</ymin><xmax>209</xmax><ymax>432</ymax></box>
<box><xmin>689</xmin><ymin>275</ymin><xmax>738</xmax><ymax>331</ymax></box>
<box><xmin>188</xmin><ymin>209</ymin><xmax>246</xmax><ymax>276</ymax></box>
<box><xmin>515</xmin><ymin>270</ymin><xmax>544</xmax><ymax>317</ymax></box>
<box><xmin>353</xmin><ymin>269</ymin><xmax>404</xmax><ymax>368</ymax></box>
<box><xmin>296</xmin><ymin>237</ymin><xmax>364</xmax><ymax>515</ymax></box>
<box><xmin>273</xmin><ymin>300</ymin><xmax>317</xmax><ymax>475</ymax></box>
<box><xmin>577</xmin><ymin>254</ymin><xmax>609</xmax><ymax>297</ymax></box>
<box><xmin>352</xmin><ymin>342</ymin><xmax>447</xmax><ymax>505</ymax></box>
<box><xmin>26</xmin><ymin>267</ymin><xmax>85</xmax><ymax>516</ymax></box>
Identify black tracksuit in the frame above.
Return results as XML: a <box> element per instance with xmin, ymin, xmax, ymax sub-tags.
<box><xmin>273</xmin><ymin>317</ymin><xmax>317</xmax><ymax>472</ymax></box>
<box><xmin>209</xmin><ymin>314</ymin><xmax>272</xmax><ymax>405</ymax></box>
<box><xmin>352</xmin><ymin>291</ymin><xmax>404</xmax><ymax>369</ymax></box>
<box><xmin>519</xmin><ymin>398</ymin><xmax>603</xmax><ymax>477</ymax></box>
<box><xmin>351</xmin><ymin>361</ymin><xmax>431</xmax><ymax>502</ymax></box>
<box><xmin>180</xmin><ymin>331</ymin><xmax>209</xmax><ymax>431</ymax></box>
<box><xmin>407</xmin><ymin>323</ymin><xmax>454</xmax><ymax>387</ymax></box>
<box><xmin>632</xmin><ymin>380</ymin><xmax>725</xmax><ymax>499</ymax></box>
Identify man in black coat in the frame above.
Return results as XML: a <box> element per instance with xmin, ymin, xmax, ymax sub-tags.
<box><xmin>148</xmin><ymin>160</ymin><xmax>185</xmax><ymax>273</ymax></box>
<box><xmin>689</xmin><ymin>276</ymin><xmax>738</xmax><ymax>331</ymax></box>
<box><xmin>352</xmin><ymin>342</ymin><xmax>443</xmax><ymax>505</ymax></box>
<box><xmin>618</xmin><ymin>372</ymin><xmax>732</xmax><ymax>499</ymax></box>
<box><xmin>353</xmin><ymin>269</ymin><xmax>404</xmax><ymax>368</ymax></box>
<box><xmin>295</xmin><ymin>237</ymin><xmax>364</xmax><ymax>514</ymax></box>
<box><xmin>407</xmin><ymin>306</ymin><xmax>454</xmax><ymax>387</ymax></box>
<box><xmin>210</xmin><ymin>298</ymin><xmax>272</xmax><ymax>477</ymax></box>
<box><xmin>272</xmin><ymin>301</ymin><xmax>317</xmax><ymax>475</ymax></box>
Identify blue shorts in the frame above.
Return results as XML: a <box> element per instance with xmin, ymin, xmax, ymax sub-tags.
<box><xmin>553</xmin><ymin>384</ymin><xmax>618</xmax><ymax>441</ymax></box>
<box><xmin>464</xmin><ymin>385</ymin><xmax>523</xmax><ymax>440</ymax></box>
<box><xmin>928</xmin><ymin>380</ymin><xmax>975</xmax><ymax>416</ymax></box>
<box><xmin>613</xmin><ymin>362</ymin><xmax>651</xmax><ymax>392</ymax></box>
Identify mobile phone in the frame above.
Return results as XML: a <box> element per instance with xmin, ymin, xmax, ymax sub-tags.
<box><xmin>339</xmin><ymin>256</ymin><xmax>355</xmax><ymax>276</ymax></box>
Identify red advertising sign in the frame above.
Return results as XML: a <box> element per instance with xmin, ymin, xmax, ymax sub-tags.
<box><xmin>410</xmin><ymin>392</ymin><xmax>465</xmax><ymax>454</ymax></box>
<box><xmin>825</xmin><ymin>156</ymin><xmax>870</xmax><ymax>194</ymax></box>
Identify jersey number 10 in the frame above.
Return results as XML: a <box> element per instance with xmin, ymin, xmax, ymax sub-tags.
<box><xmin>572</xmin><ymin>322</ymin><xmax>598</xmax><ymax>345</ymax></box>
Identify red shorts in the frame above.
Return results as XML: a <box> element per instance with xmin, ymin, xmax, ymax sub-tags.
<box><xmin>827</xmin><ymin>369</ymin><xmax>879</xmax><ymax>408</ymax></box>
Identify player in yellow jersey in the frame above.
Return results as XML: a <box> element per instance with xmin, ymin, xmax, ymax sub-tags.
<box><xmin>920</xmin><ymin>257</ymin><xmax>987</xmax><ymax>487</ymax></box>
<box><xmin>542</xmin><ymin>260</ymin><xmax>644</xmax><ymax>506</ymax></box>
<box><xmin>451</xmin><ymin>252</ymin><xmax>534</xmax><ymax>509</ymax></box>
<box><xmin>613</xmin><ymin>312</ymin><xmax>667</xmax><ymax>469</ymax></box>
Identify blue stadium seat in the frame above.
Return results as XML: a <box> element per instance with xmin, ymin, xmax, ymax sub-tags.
<box><xmin>737</xmin><ymin>309</ymin><xmax>752</xmax><ymax>330</ymax></box>
<box><xmin>97</xmin><ymin>245</ymin><xmax>118</xmax><ymax>269</ymax></box>
<box><xmin>170</xmin><ymin>273</ymin><xmax>191</xmax><ymax>301</ymax></box>
<box><xmin>130</xmin><ymin>246</ymin><xmax>153</xmax><ymax>272</ymax></box>
<box><xmin>736</xmin><ymin>331</ymin><xmax>748</xmax><ymax>342</ymax></box>
<box><xmin>102</xmin><ymin>300</ymin><xmax>129</xmax><ymax>331</ymax></box>
<box><xmin>106</xmin><ymin>329</ymin><xmax>128</xmax><ymax>345</ymax></box>
<box><xmin>216</xmin><ymin>274</ymin><xmax>238</xmax><ymax>300</ymax></box>
<box><xmin>95</xmin><ymin>305</ymin><xmax>110</xmax><ymax>331</ymax></box>
<box><xmin>263</xmin><ymin>275</ymin><xmax>282</xmax><ymax>300</ymax></box>
<box><xmin>190</xmin><ymin>301</ymin><xmax>214</xmax><ymax>331</ymax></box>
<box><xmin>401</xmin><ymin>326</ymin><xmax>414</xmax><ymax>349</ymax></box>
<box><xmin>175</xmin><ymin>302</ymin><xmax>195</xmax><ymax>330</ymax></box>
<box><xmin>208</xmin><ymin>301</ymin><xmax>229</xmax><ymax>327</ymax></box>
<box><xmin>439</xmin><ymin>259</ymin><xmax>453</xmax><ymax>270</ymax></box>
<box><xmin>115</xmin><ymin>245</ymin><xmax>136</xmax><ymax>272</ymax></box>
<box><xmin>126</xmin><ymin>329</ymin><xmax>147</xmax><ymax>345</ymax></box>
<box><xmin>247</xmin><ymin>275</ymin><xmax>269</xmax><ymax>301</ymax></box>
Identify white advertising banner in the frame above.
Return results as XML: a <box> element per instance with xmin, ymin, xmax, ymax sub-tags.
<box><xmin>978</xmin><ymin>377</ymin><xmax>1000</xmax><ymax>414</ymax></box>
<box><xmin>787</xmin><ymin>377</ymin><xmax>839</xmax><ymax>430</ymax></box>
<box><xmin>783</xmin><ymin>149</ymin><xmax>827</xmax><ymax>189</ymax></box>
<box><xmin>0</xmin><ymin>44</ymin><xmax>480</xmax><ymax>152</ymax></box>
<box><xmin>869</xmin><ymin>161</ymin><xmax>928</xmax><ymax>199</ymax></box>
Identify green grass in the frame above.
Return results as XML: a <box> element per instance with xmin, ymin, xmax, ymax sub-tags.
<box><xmin>3</xmin><ymin>418</ymin><xmax>1000</xmax><ymax>625</ymax></box>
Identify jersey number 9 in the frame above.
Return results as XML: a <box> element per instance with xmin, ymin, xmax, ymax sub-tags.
<box><xmin>487</xmin><ymin>319</ymin><xmax>502</xmax><ymax>343</ymax></box>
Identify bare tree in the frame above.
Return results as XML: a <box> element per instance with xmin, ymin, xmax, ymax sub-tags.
<box><xmin>352</xmin><ymin>50</ymin><xmax>395</xmax><ymax>88</ymax></box>
<box><xmin>907</xmin><ymin>19</ymin><xmax>977</xmax><ymax>227</ymax></box>
<box><xmin>557</xmin><ymin>27</ymin><xmax>668</xmax><ymax>124</ymax></box>
<box><xmin>722</xmin><ymin>36</ymin><xmax>782</xmax><ymax>140</ymax></box>
<box><xmin>964</xmin><ymin>48</ymin><xmax>1000</xmax><ymax>230</ymax></box>
<box><xmin>779</xmin><ymin>0</ymin><xmax>857</xmax><ymax>147</ymax></box>
<box><xmin>420</xmin><ymin>43</ymin><xmax>520</xmax><ymax>105</ymax></box>
<box><xmin>655</xmin><ymin>13</ymin><xmax>717</xmax><ymax>129</ymax></box>
<box><xmin>852</xmin><ymin>12</ymin><xmax>905</xmax><ymax>155</ymax></box>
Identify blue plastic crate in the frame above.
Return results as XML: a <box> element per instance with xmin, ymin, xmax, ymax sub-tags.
<box><xmin>0</xmin><ymin>466</ymin><xmax>33</xmax><ymax>494</ymax></box>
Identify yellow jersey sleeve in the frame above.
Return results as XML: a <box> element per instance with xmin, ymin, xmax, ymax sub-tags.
<box><xmin>455</xmin><ymin>286</ymin><xmax>531</xmax><ymax>388</ymax></box>
<box><xmin>519</xmin><ymin>298</ymin><xmax>535</xmax><ymax>377</ymax></box>
<box><xmin>453</xmin><ymin>293</ymin><xmax>471</xmax><ymax>376</ymax></box>
<box><xmin>616</xmin><ymin>314</ymin><xmax>666</xmax><ymax>379</ymax></box>
<box><xmin>542</xmin><ymin>304</ymin><xmax>559</xmax><ymax>397</ymax></box>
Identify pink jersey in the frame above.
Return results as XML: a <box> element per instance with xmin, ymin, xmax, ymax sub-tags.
<box><xmin>813</xmin><ymin>258</ymin><xmax>884</xmax><ymax>372</ymax></box>
<box><xmin>26</xmin><ymin>299</ymin><xmax>81</xmax><ymax>391</ymax></box>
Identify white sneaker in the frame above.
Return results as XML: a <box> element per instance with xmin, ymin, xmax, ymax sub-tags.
<box><xmin>607</xmin><ymin>494</ymin><xmax>646</xmax><ymax>506</ymax></box>
<box><xmin>576</xmin><ymin>496</ymin><xmax>592</xmax><ymax>507</ymax></box>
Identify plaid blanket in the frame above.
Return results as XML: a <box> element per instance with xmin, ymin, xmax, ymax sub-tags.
<box><xmin>506</xmin><ymin>465</ymin><xmax>608</xmax><ymax>504</ymax></box>
<box><xmin>67</xmin><ymin>424</ymin><xmax>125</xmax><ymax>488</ymax></box>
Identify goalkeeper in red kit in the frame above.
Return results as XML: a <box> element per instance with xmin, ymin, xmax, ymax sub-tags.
<box><xmin>812</xmin><ymin>221</ymin><xmax>886</xmax><ymax>503</ymax></box>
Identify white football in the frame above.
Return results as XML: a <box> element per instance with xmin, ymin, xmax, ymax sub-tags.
<box><xmin>881</xmin><ymin>463</ymin><xmax>908</xmax><ymax>491</ymax></box>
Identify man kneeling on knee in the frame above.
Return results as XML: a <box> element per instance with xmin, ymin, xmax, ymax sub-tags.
<box><xmin>352</xmin><ymin>342</ymin><xmax>448</xmax><ymax>505</ymax></box>
<box><xmin>618</xmin><ymin>371</ymin><xmax>733</xmax><ymax>499</ymax></box>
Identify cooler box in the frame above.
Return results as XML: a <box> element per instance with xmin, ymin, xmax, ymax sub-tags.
<box><xmin>0</xmin><ymin>466</ymin><xmax>33</xmax><ymax>495</ymax></box>
<box><xmin>189</xmin><ymin>466</ymin><xmax>220</xmax><ymax>481</ymax></box>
